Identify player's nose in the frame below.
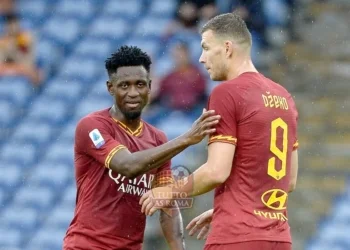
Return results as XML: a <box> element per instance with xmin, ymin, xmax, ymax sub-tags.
<box><xmin>199</xmin><ymin>52</ymin><xmax>205</xmax><ymax>64</ymax></box>
<box><xmin>127</xmin><ymin>86</ymin><xmax>139</xmax><ymax>97</ymax></box>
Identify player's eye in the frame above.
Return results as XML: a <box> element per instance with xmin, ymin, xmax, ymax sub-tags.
<box><xmin>120</xmin><ymin>83</ymin><xmax>129</xmax><ymax>89</ymax></box>
<box><xmin>137</xmin><ymin>82</ymin><xmax>146</xmax><ymax>87</ymax></box>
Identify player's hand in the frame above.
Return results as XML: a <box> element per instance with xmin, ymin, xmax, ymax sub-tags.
<box><xmin>140</xmin><ymin>186</ymin><xmax>174</xmax><ymax>216</ymax></box>
<box><xmin>185</xmin><ymin>109</ymin><xmax>220</xmax><ymax>145</ymax></box>
<box><xmin>186</xmin><ymin>209</ymin><xmax>213</xmax><ymax>240</ymax></box>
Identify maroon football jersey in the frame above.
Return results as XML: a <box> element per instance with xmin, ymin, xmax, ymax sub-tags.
<box><xmin>63</xmin><ymin>108</ymin><xmax>172</xmax><ymax>250</ymax></box>
<box><xmin>206</xmin><ymin>72</ymin><xmax>298</xmax><ymax>245</ymax></box>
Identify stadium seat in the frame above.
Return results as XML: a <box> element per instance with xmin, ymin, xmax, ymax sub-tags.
<box><xmin>0</xmin><ymin>99</ymin><xmax>16</xmax><ymax>127</ymax></box>
<box><xmin>126</xmin><ymin>37</ymin><xmax>160</xmax><ymax>59</ymax></box>
<box><xmin>1</xmin><ymin>206</ymin><xmax>39</xmax><ymax>232</ymax></box>
<box><xmin>18</xmin><ymin>0</ymin><xmax>49</xmax><ymax>27</ymax></box>
<box><xmin>103</xmin><ymin>0</ymin><xmax>143</xmax><ymax>19</ymax></box>
<box><xmin>74</xmin><ymin>95</ymin><xmax>113</xmax><ymax>120</ymax></box>
<box><xmin>27</xmin><ymin>97</ymin><xmax>69</xmax><ymax>125</ymax></box>
<box><xmin>43</xmin><ymin>78</ymin><xmax>84</xmax><ymax>104</ymax></box>
<box><xmin>134</xmin><ymin>16</ymin><xmax>170</xmax><ymax>39</ymax></box>
<box><xmin>12</xmin><ymin>186</ymin><xmax>55</xmax><ymax>210</ymax></box>
<box><xmin>45</xmin><ymin>204</ymin><xmax>74</xmax><ymax>229</ymax></box>
<box><xmin>27</xmin><ymin>161</ymin><xmax>71</xmax><ymax>190</ymax></box>
<box><xmin>43</xmin><ymin>142</ymin><xmax>74</xmax><ymax>165</ymax></box>
<box><xmin>58</xmin><ymin>56</ymin><xmax>101</xmax><ymax>83</ymax></box>
<box><xmin>12</xmin><ymin>120</ymin><xmax>53</xmax><ymax>146</ymax></box>
<box><xmin>0</xmin><ymin>141</ymin><xmax>37</xmax><ymax>166</ymax></box>
<box><xmin>55</xmin><ymin>0</ymin><xmax>95</xmax><ymax>21</ymax></box>
<box><xmin>61</xmin><ymin>184</ymin><xmax>77</xmax><ymax>207</ymax></box>
<box><xmin>89</xmin><ymin>17</ymin><xmax>129</xmax><ymax>40</ymax></box>
<box><xmin>0</xmin><ymin>77</ymin><xmax>33</xmax><ymax>106</ymax></box>
<box><xmin>157</xmin><ymin>111</ymin><xmax>193</xmax><ymax>140</ymax></box>
<box><xmin>148</xmin><ymin>0</ymin><xmax>176</xmax><ymax>17</ymax></box>
<box><xmin>73</xmin><ymin>38</ymin><xmax>113</xmax><ymax>60</ymax></box>
<box><xmin>153</xmin><ymin>53</ymin><xmax>174</xmax><ymax>78</ymax></box>
<box><xmin>26</xmin><ymin>228</ymin><xmax>66</xmax><ymax>250</ymax></box>
<box><xmin>0</xmin><ymin>228</ymin><xmax>22</xmax><ymax>248</ymax></box>
<box><xmin>42</xmin><ymin>17</ymin><xmax>80</xmax><ymax>45</ymax></box>
<box><xmin>0</xmin><ymin>165</ymin><xmax>21</xmax><ymax>191</ymax></box>
<box><xmin>57</xmin><ymin>121</ymin><xmax>78</xmax><ymax>144</ymax></box>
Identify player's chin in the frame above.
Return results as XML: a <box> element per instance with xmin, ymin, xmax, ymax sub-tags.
<box><xmin>123</xmin><ymin>110</ymin><xmax>142</xmax><ymax>120</ymax></box>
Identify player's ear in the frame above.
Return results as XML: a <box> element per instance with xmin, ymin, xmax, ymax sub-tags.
<box><xmin>225</xmin><ymin>40</ymin><xmax>234</xmax><ymax>58</ymax></box>
<box><xmin>148</xmin><ymin>80</ymin><xmax>152</xmax><ymax>92</ymax></box>
<box><xmin>106</xmin><ymin>80</ymin><xmax>114</xmax><ymax>96</ymax></box>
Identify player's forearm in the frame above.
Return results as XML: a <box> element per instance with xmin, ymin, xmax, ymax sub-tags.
<box><xmin>174</xmin><ymin>163</ymin><xmax>223</xmax><ymax>197</ymax></box>
<box><xmin>110</xmin><ymin>135</ymin><xmax>191</xmax><ymax>178</ymax></box>
<box><xmin>160</xmin><ymin>208</ymin><xmax>185</xmax><ymax>250</ymax></box>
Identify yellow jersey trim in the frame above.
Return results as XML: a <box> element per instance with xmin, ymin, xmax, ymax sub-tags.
<box><xmin>105</xmin><ymin>145</ymin><xmax>126</xmax><ymax>168</ymax></box>
<box><xmin>208</xmin><ymin>135</ymin><xmax>237</xmax><ymax>145</ymax></box>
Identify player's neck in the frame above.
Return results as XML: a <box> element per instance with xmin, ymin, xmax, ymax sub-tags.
<box><xmin>110</xmin><ymin>105</ymin><xmax>142</xmax><ymax>131</ymax></box>
<box><xmin>227</xmin><ymin>58</ymin><xmax>258</xmax><ymax>80</ymax></box>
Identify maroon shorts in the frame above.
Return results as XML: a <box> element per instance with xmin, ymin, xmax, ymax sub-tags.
<box><xmin>204</xmin><ymin>241</ymin><xmax>292</xmax><ymax>250</ymax></box>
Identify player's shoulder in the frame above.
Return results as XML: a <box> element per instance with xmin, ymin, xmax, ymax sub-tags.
<box><xmin>142</xmin><ymin>121</ymin><xmax>168</xmax><ymax>144</ymax></box>
<box><xmin>77</xmin><ymin>108</ymin><xmax>112</xmax><ymax>128</ymax></box>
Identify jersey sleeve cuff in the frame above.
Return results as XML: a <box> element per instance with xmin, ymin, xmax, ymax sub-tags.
<box><xmin>105</xmin><ymin>145</ymin><xmax>127</xmax><ymax>168</ymax></box>
<box><xmin>208</xmin><ymin>135</ymin><xmax>237</xmax><ymax>146</ymax></box>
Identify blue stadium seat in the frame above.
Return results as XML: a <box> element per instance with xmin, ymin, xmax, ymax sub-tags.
<box><xmin>45</xmin><ymin>204</ymin><xmax>74</xmax><ymax>229</ymax></box>
<box><xmin>0</xmin><ymin>228</ymin><xmax>21</xmax><ymax>248</ymax></box>
<box><xmin>12</xmin><ymin>120</ymin><xmax>53</xmax><ymax>146</ymax></box>
<box><xmin>0</xmin><ymin>189</ymin><xmax>5</xmax><ymax>206</ymax></box>
<box><xmin>74</xmin><ymin>95</ymin><xmax>113</xmax><ymax>120</ymax></box>
<box><xmin>1</xmin><ymin>142</ymin><xmax>37</xmax><ymax>166</ymax></box>
<box><xmin>43</xmin><ymin>78</ymin><xmax>84</xmax><ymax>104</ymax></box>
<box><xmin>126</xmin><ymin>37</ymin><xmax>160</xmax><ymax>59</ymax></box>
<box><xmin>27</xmin><ymin>97</ymin><xmax>69</xmax><ymax>125</ymax></box>
<box><xmin>26</xmin><ymin>228</ymin><xmax>66</xmax><ymax>250</ymax></box>
<box><xmin>55</xmin><ymin>0</ymin><xmax>95</xmax><ymax>21</ymax></box>
<box><xmin>0</xmin><ymin>164</ymin><xmax>21</xmax><ymax>191</ymax></box>
<box><xmin>89</xmin><ymin>17</ymin><xmax>129</xmax><ymax>40</ymax></box>
<box><xmin>18</xmin><ymin>0</ymin><xmax>49</xmax><ymax>26</ymax></box>
<box><xmin>134</xmin><ymin>16</ymin><xmax>170</xmax><ymax>39</ymax></box>
<box><xmin>43</xmin><ymin>142</ymin><xmax>74</xmax><ymax>165</ymax></box>
<box><xmin>12</xmin><ymin>186</ymin><xmax>55</xmax><ymax>210</ymax></box>
<box><xmin>89</xmin><ymin>79</ymin><xmax>110</xmax><ymax>98</ymax></box>
<box><xmin>157</xmin><ymin>111</ymin><xmax>193</xmax><ymax>140</ymax></box>
<box><xmin>27</xmin><ymin>161</ymin><xmax>72</xmax><ymax>190</ymax></box>
<box><xmin>36</xmin><ymin>38</ymin><xmax>63</xmax><ymax>76</ymax></box>
<box><xmin>148</xmin><ymin>0</ymin><xmax>176</xmax><ymax>17</ymax></box>
<box><xmin>58</xmin><ymin>56</ymin><xmax>101</xmax><ymax>82</ymax></box>
<box><xmin>103</xmin><ymin>0</ymin><xmax>143</xmax><ymax>19</ymax></box>
<box><xmin>0</xmin><ymin>77</ymin><xmax>33</xmax><ymax>106</ymax></box>
<box><xmin>61</xmin><ymin>184</ymin><xmax>77</xmax><ymax>207</ymax></box>
<box><xmin>153</xmin><ymin>53</ymin><xmax>174</xmax><ymax>78</ymax></box>
<box><xmin>73</xmin><ymin>38</ymin><xmax>113</xmax><ymax>60</ymax></box>
<box><xmin>57</xmin><ymin>120</ymin><xmax>78</xmax><ymax>144</ymax></box>
<box><xmin>1</xmin><ymin>206</ymin><xmax>39</xmax><ymax>232</ymax></box>
<box><xmin>42</xmin><ymin>17</ymin><xmax>80</xmax><ymax>45</ymax></box>
<box><xmin>0</xmin><ymin>99</ymin><xmax>16</xmax><ymax>127</ymax></box>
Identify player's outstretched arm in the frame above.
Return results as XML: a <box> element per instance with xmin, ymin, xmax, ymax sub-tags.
<box><xmin>289</xmin><ymin>150</ymin><xmax>298</xmax><ymax>192</ymax></box>
<box><xmin>160</xmin><ymin>207</ymin><xmax>185</xmax><ymax>250</ymax></box>
<box><xmin>109</xmin><ymin>110</ymin><xmax>220</xmax><ymax>178</ymax></box>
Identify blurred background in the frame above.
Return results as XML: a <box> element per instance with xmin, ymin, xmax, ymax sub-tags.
<box><xmin>0</xmin><ymin>0</ymin><xmax>349</xmax><ymax>249</ymax></box>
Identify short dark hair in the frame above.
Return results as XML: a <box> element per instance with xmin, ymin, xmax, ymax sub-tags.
<box><xmin>201</xmin><ymin>13</ymin><xmax>252</xmax><ymax>46</ymax></box>
<box><xmin>105</xmin><ymin>45</ymin><xmax>152</xmax><ymax>77</ymax></box>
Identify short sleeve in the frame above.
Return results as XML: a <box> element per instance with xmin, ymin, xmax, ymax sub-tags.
<box><xmin>75</xmin><ymin>116</ymin><xmax>126</xmax><ymax>168</ymax></box>
<box><xmin>207</xmin><ymin>85</ymin><xmax>238</xmax><ymax>145</ymax></box>
<box><xmin>152</xmin><ymin>131</ymin><xmax>174</xmax><ymax>188</ymax></box>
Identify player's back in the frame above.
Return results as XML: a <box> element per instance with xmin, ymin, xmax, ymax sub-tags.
<box><xmin>207</xmin><ymin>72</ymin><xmax>298</xmax><ymax>245</ymax></box>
